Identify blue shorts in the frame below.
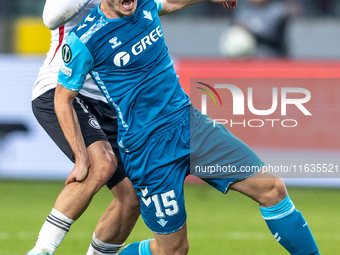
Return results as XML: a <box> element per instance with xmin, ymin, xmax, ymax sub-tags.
<box><xmin>121</xmin><ymin>106</ymin><xmax>264</xmax><ymax>234</ymax></box>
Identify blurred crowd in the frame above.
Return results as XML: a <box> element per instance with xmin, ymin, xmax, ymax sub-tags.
<box><xmin>166</xmin><ymin>0</ymin><xmax>340</xmax><ymax>18</ymax></box>
<box><xmin>1</xmin><ymin>0</ymin><xmax>340</xmax><ymax>17</ymax></box>
<box><xmin>161</xmin><ymin>0</ymin><xmax>340</xmax><ymax>58</ymax></box>
<box><xmin>209</xmin><ymin>0</ymin><xmax>340</xmax><ymax>58</ymax></box>
<box><xmin>222</xmin><ymin>0</ymin><xmax>296</xmax><ymax>58</ymax></box>
<box><xmin>202</xmin><ymin>0</ymin><xmax>340</xmax><ymax>58</ymax></box>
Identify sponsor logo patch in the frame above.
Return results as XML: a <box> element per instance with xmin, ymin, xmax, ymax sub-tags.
<box><xmin>113</xmin><ymin>52</ymin><xmax>130</xmax><ymax>67</ymax></box>
<box><xmin>61</xmin><ymin>64</ymin><xmax>72</xmax><ymax>76</ymax></box>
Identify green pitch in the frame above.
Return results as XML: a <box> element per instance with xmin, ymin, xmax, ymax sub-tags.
<box><xmin>1</xmin><ymin>180</ymin><xmax>339</xmax><ymax>254</ymax></box>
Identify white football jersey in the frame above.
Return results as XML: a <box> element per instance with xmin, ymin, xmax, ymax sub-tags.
<box><xmin>32</xmin><ymin>0</ymin><xmax>106</xmax><ymax>102</ymax></box>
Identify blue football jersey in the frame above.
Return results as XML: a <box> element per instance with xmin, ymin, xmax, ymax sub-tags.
<box><xmin>58</xmin><ymin>0</ymin><xmax>190</xmax><ymax>153</ymax></box>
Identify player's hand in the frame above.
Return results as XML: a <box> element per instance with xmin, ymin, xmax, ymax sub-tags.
<box><xmin>222</xmin><ymin>0</ymin><xmax>237</xmax><ymax>9</ymax></box>
<box><xmin>65</xmin><ymin>158</ymin><xmax>90</xmax><ymax>185</ymax></box>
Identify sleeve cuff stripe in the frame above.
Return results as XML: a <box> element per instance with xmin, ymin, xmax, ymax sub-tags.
<box><xmin>57</xmin><ymin>80</ymin><xmax>82</xmax><ymax>92</ymax></box>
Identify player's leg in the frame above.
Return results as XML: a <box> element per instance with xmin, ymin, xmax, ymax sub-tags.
<box><xmin>190</xmin><ymin>106</ymin><xmax>319</xmax><ymax>254</ymax></box>
<box><xmin>80</xmin><ymin>93</ymin><xmax>141</xmax><ymax>253</ymax></box>
<box><xmin>27</xmin><ymin>140</ymin><xmax>116</xmax><ymax>255</ymax></box>
<box><xmin>28</xmin><ymin>89</ymin><xmax>123</xmax><ymax>254</ymax></box>
<box><xmin>86</xmin><ymin>177</ymin><xmax>140</xmax><ymax>254</ymax></box>
<box><xmin>53</xmin><ymin>140</ymin><xmax>117</xmax><ymax>219</ymax></box>
<box><xmin>230</xmin><ymin>171</ymin><xmax>320</xmax><ymax>255</ymax></box>
<box><xmin>151</xmin><ymin>224</ymin><xmax>189</xmax><ymax>255</ymax></box>
<box><xmin>230</xmin><ymin>170</ymin><xmax>287</xmax><ymax>207</ymax></box>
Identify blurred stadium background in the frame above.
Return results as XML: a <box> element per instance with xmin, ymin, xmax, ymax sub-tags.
<box><xmin>0</xmin><ymin>0</ymin><xmax>339</xmax><ymax>254</ymax></box>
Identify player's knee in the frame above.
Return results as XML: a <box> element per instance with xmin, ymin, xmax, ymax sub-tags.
<box><xmin>98</xmin><ymin>161</ymin><xmax>116</xmax><ymax>187</ymax></box>
<box><xmin>90</xmin><ymin>157</ymin><xmax>117</xmax><ymax>193</ymax></box>
<box><xmin>262</xmin><ymin>177</ymin><xmax>287</xmax><ymax>207</ymax></box>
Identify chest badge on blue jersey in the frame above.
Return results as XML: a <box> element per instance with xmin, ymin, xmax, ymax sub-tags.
<box><xmin>109</xmin><ymin>37</ymin><xmax>122</xmax><ymax>50</ymax></box>
<box><xmin>143</xmin><ymin>10</ymin><xmax>153</xmax><ymax>21</ymax></box>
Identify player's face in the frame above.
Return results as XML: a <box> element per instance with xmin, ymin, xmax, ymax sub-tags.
<box><xmin>107</xmin><ymin>0</ymin><xmax>137</xmax><ymax>17</ymax></box>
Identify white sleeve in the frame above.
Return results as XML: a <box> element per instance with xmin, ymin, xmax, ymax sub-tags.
<box><xmin>42</xmin><ymin>0</ymin><xmax>92</xmax><ymax>30</ymax></box>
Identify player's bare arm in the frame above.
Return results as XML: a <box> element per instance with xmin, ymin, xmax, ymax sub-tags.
<box><xmin>54</xmin><ymin>83</ymin><xmax>90</xmax><ymax>185</ymax></box>
<box><xmin>158</xmin><ymin>0</ymin><xmax>237</xmax><ymax>15</ymax></box>
<box><xmin>43</xmin><ymin>0</ymin><xmax>92</xmax><ymax>29</ymax></box>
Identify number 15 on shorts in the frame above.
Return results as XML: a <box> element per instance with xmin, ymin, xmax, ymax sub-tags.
<box><xmin>139</xmin><ymin>188</ymin><xmax>186</xmax><ymax>233</ymax></box>
<box><xmin>142</xmin><ymin>190</ymin><xmax>179</xmax><ymax>217</ymax></box>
